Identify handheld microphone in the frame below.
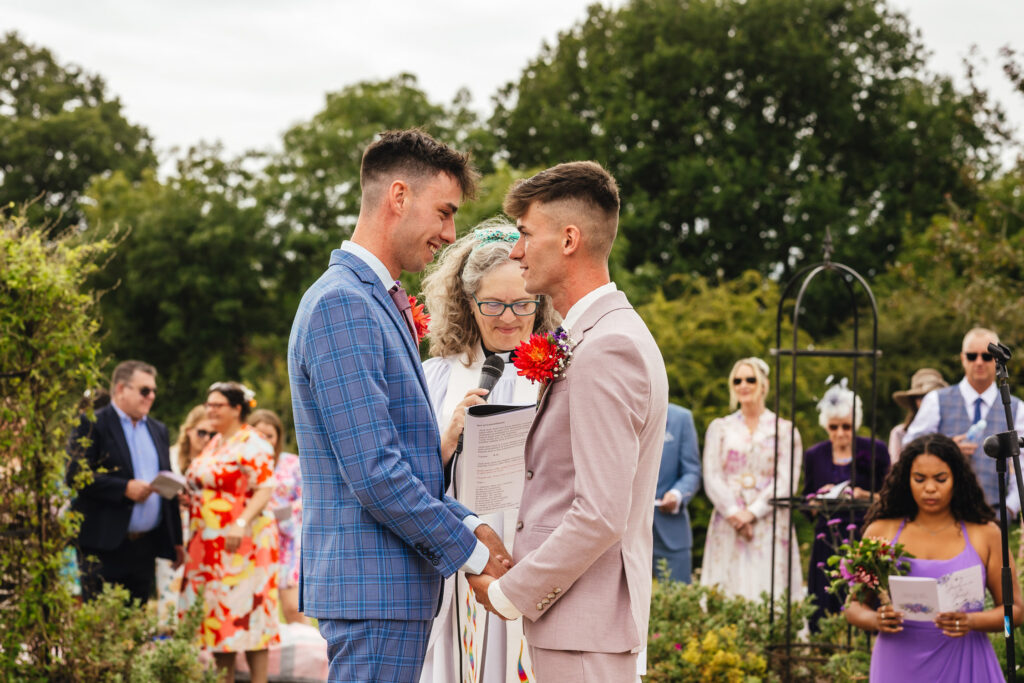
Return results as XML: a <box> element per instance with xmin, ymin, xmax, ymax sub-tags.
<box><xmin>448</xmin><ymin>354</ymin><xmax>505</xmax><ymax>489</ymax></box>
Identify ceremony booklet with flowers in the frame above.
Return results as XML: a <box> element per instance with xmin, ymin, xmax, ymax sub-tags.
<box><xmin>889</xmin><ymin>566</ymin><xmax>986</xmax><ymax>621</ymax></box>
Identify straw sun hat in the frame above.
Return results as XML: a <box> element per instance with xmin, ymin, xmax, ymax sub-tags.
<box><xmin>892</xmin><ymin>368</ymin><xmax>949</xmax><ymax>412</ymax></box>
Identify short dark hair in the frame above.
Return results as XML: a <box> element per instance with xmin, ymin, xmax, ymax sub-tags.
<box><xmin>865</xmin><ymin>433</ymin><xmax>995</xmax><ymax>525</ymax></box>
<box><xmin>360</xmin><ymin>128</ymin><xmax>479</xmax><ymax>202</ymax></box>
<box><xmin>503</xmin><ymin>161</ymin><xmax>620</xmax><ymax>257</ymax></box>
<box><xmin>208</xmin><ymin>381</ymin><xmax>255</xmax><ymax>420</ymax></box>
<box><xmin>109</xmin><ymin>360</ymin><xmax>157</xmax><ymax>394</ymax></box>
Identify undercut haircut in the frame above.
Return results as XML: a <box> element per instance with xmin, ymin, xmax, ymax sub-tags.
<box><xmin>360</xmin><ymin>129</ymin><xmax>479</xmax><ymax>206</ymax></box>
<box><xmin>502</xmin><ymin>161</ymin><xmax>620</xmax><ymax>258</ymax></box>
<box><xmin>109</xmin><ymin>360</ymin><xmax>157</xmax><ymax>394</ymax></box>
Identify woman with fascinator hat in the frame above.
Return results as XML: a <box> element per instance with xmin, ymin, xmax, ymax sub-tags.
<box><xmin>889</xmin><ymin>368</ymin><xmax>949</xmax><ymax>462</ymax></box>
<box><xmin>802</xmin><ymin>381</ymin><xmax>891</xmax><ymax>631</ymax></box>
<box><xmin>699</xmin><ymin>357</ymin><xmax>805</xmax><ymax>601</ymax></box>
<box><xmin>418</xmin><ymin>221</ymin><xmax>559</xmax><ymax>683</ymax></box>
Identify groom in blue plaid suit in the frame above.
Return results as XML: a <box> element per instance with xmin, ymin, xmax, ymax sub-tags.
<box><xmin>288</xmin><ymin>130</ymin><xmax>510</xmax><ymax>682</ymax></box>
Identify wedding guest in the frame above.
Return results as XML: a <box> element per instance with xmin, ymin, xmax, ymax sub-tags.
<box><xmin>418</xmin><ymin>221</ymin><xmax>559</xmax><ymax>683</ymax></box>
<box><xmin>182</xmin><ymin>382</ymin><xmax>279</xmax><ymax>683</ymax></box>
<box><xmin>249</xmin><ymin>408</ymin><xmax>307</xmax><ymax>625</ymax></box>
<box><xmin>846</xmin><ymin>433</ymin><xmax>1022</xmax><ymax>681</ymax></box>
<box><xmin>889</xmin><ymin>368</ymin><xmax>947</xmax><ymax>462</ymax></box>
<box><xmin>653</xmin><ymin>403</ymin><xmax>702</xmax><ymax>583</ymax></box>
<box><xmin>802</xmin><ymin>383</ymin><xmax>890</xmax><ymax>631</ymax></box>
<box><xmin>700</xmin><ymin>357</ymin><xmax>804</xmax><ymax>601</ymax></box>
<box><xmin>156</xmin><ymin>405</ymin><xmax>215</xmax><ymax>626</ymax></box>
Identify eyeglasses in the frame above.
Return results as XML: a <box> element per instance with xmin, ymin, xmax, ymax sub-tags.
<box><xmin>965</xmin><ymin>352</ymin><xmax>994</xmax><ymax>362</ymax></box>
<box><xmin>205</xmin><ymin>401</ymin><xmax>229</xmax><ymax>409</ymax></box>
<box><xmin>130</xmin><ymin>385</ymin><xmax>156</xmax><ymax>398</ymax></box>
<box><xmin>472</xmin><ymin>296</ymin><xmax>540</xmax><ymax>317</ymax></box>
<box><xmin>732</xmin><ymin>377</ymin><xmax>758</xmax><ymax>386</ymax></box>
<box><xmin>828</xmin><ymin>423</ymin><xmax>853</xmax><ymax>432</ymax></box>
<box><xmin>196</xmin><ymin>429</ymin><xmax>216</xmax><ymax>439</ymax></box>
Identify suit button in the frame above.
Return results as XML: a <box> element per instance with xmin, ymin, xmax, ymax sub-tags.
<box><xmin>547</xmin><ymin>592</ymin><xmax>555</xmax><ymax>599</ymax></box>
<box><xmin>553</xmin><ymin>587</ymin><xmax>561</xmax><ymax>594</ymax></box>
<box><xmin>431</xmin><ymin>559</ymin><xmax>439</xmax><ymax>566</ymax></box>
<box><xmin>542</xmin><ymin>598</ymin><xmax>551</xmax><ymax>605</ymax></box>
<box><xmin>516</xmin><ymin>521</ymin><xmax>524</xmax><ymax>531</ymax></box>
<box><xmin>525</xmin><ymin>470</ymin><xmax>534</xmax><ymax>480</ymax></box>
<box><xmin>536</xmin><ymin>603</ymin><xmax>544</xmax><ymax>610</ymax></box>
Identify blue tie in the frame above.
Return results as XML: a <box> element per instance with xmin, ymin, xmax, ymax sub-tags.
<box><xmin>973</xmin><ymin>397</ymin><xmax>983</xmax><ymax>424</ymax></box>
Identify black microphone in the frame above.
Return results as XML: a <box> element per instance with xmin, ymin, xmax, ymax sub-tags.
<box><xmin>447</xmin><ymin>354</ymin><xmax>505</xmax><ymax>489</ymax></box>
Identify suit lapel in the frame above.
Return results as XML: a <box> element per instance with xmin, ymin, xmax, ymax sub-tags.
<box><xmin>102</xmin><ymin>407</ymin><xmax>135</xmax><ymax>478</ymax></box>
<box><xmin>146</xmin><ymin>419</ymin><xmax>169</xmax><ymax>472</ymax></box>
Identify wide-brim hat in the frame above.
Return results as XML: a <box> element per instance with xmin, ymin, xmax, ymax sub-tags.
<box><xmin>892</xmin><ymin>368</ymin><xmax>948</xmax><ymax>411</ymax></box>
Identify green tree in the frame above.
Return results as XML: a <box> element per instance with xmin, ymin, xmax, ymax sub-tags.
<box><xmin>82</xmin><ymin>146</ymin><xmax>280</xmax><ymax>424</ymax></box>
<box><xmin>0</xmin><ymin>32</ymin><xmax>156</xmax><ymax>234</ymax></box>
<box><xmin>0</xmin><ymin>204</ymin><xmax>106</xmax><ymax>677</ymax></box>
<box><xmin>491</xmin><ymin>0</ymin><xmax>1006</xmax><ymax>296</ymax></box>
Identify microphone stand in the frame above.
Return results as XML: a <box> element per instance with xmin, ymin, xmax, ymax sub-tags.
<box><xmin>981</xmin><ymin>341</ymin><xmax>1024</xmax><ymax>680</ymax></box>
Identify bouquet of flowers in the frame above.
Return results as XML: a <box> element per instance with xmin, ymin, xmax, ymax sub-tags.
<box><xmin>826</xmin><ymin>535</ymin><xmax>913</xmax><ymax>604</ymax></box>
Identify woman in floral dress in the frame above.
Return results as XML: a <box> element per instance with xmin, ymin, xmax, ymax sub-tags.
<box><xmin>249</xmin><ymin>408</ymin><xmax>306</xmax><ymax>625</ymax></box>
<box><xmin>182</xmin><ymin>382</ymin><xmax>279</xmax><ymax>683</ymax></box>
<box><xmin>699</xmin><ymin>357</ymin><xmax>804</xmax><ymax>601</ymax></box>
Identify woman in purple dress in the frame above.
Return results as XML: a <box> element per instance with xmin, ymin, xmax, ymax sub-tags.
<box><xmin>846</xmin><ymin>433</ymin><xmax>1022</xmax><ymax>682</ymax></box>
<box><xmin>803</xmin><ymin>383</ymin><xmax>890</xmax><ymax>631</ymax></box>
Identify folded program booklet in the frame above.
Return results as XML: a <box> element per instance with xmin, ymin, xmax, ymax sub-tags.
<box><xmin>150</xmin><ymin>471</ymin><xmax>187</xmax><ymax>499</ymax></box>
<box><xmin>889</xmin><ymin>565</ymin><xmax>986</xmax><ymax>621</ymax></box>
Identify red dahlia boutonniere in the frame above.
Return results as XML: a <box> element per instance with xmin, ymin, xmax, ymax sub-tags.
<box><xmin>409</xmin><ymin>295</ymin><xmax>430</xmax><ymax>342</ymax></box>
<box><xmin>513</xmin><ymin>327</ymin><xmax>572</xmax><ymax>386</ymax></box>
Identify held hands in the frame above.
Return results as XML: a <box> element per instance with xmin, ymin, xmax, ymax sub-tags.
<box><xmin>225</xmin><ymin>520</ymin><xmax>247</xmax><ymax>553</ymax></box>
<box><xmin>875</xmin><ymin>603</ymin><xmax>904</xmax><ymax>633</ymax></box>
<box><xmin>936</xmin><ymin>611</ymin><xmax>971</xmax><ymax>638</ymax></box>
<box><xmin>124</xmin><ymin>479</ymin><xmax>154</xmax><ymax>502</ymax></box>
<box><xmin>727</xmin><ymin>509</ymin><xmax>755</xmax><ymax>541</ymax></box>
<box><xmin>475</xmin><ymin>524</ymin><xmax>513</xmax><ymax>578</ymax></box>
<box><xmin>440</xmin><ymin>388</ymin><xmax>490</xmax><ymax>466</ymax></box>
<box><xmin>466</xmin><ymin>573</ymin><xmax>509</xmax><ymax>620</ymax></box>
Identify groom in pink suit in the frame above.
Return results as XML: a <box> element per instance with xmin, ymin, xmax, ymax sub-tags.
<box><xmin>467</xmin><ymin>161</ymin><xmax>669</xmax><ymax>682</ymax></box>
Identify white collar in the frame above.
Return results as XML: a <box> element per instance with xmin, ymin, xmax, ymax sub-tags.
<box><xmin>958</xmin><ymin>377</ymin><xmax>998</xmax><ymax>406</ymax></box>
<box><xmin>561</xmin><ymin>282</ymin><xmax>617</xmax><ymax>334</ymax></box>
<box><xmin>341</xmin><ymin>240</ymin><xmax>394</xmax><ymax>291</ymax></box>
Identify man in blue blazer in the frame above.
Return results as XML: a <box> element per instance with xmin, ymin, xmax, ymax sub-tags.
<box><xmin>652</xmin><ymin>403</ymin><xmax>702</xmax><ymax>583</ymax></box>
<box><xmin>68</xmin><ymin>360</ymin><xmax>182</xmax><ymax>604</ymax></box>
<box><xmin>288</xmin><ymin>130</ymin><xmax>509</xmax><ymax>682</ymax></box>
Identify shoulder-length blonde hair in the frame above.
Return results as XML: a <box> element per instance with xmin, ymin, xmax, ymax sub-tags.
<box><xmin>728</xmin><ymin>357</ymin><xmax>770</xmax><ymax>411</ymax></box>
<box><xmin>175</xmin><ymin>405</ymin><xmax>207</xmax><ymax>473</ymax></box>
<box><xmin>421</xmin><ymin>219</ymin><xmax>560</xmax><ymax>361</ymax></box>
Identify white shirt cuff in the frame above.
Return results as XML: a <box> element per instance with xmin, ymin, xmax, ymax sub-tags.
<box><xmin>463</xmin><ymin>514</ymin><xmax>484</xmax><ymax>533</ymax></box>
<box><xmin>488</xmin><ymin>579</ymin><xmax>522</xmax><ymax>620</ymax></box>
<box><xmin>461</xmin><ymin>540</ymin><xmax>489</xmax><ymax>575</ymax></box>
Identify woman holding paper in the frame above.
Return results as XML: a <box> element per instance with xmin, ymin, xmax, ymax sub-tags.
<box><xmin>418</xmin><ymin>221</ymin><xmax>559</xmax><ymax>683</ymax></box>
<box><xmin>700</xmin><ymin>357</ymin><xmax>804</xmax><ymax>601</ymax></box>
<box><xmin>802</xmin><ymin>382</ymin><xmax>890</xmax><ymax>631</ymax></box>
<box><xmin>181</xmin><ymin>382</ymin><xmax>279</xmax><ymax>683</ymax></box>
<box><xmin>847</xmin><ymin>433</ymin><xmax>1021</xmax><ymax>682</ymax></box>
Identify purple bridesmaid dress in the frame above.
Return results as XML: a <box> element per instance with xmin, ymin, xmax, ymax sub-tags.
<box><xmin>869</xmin><ymin>520</ymin><xmax>1004</xmax><ymax>682</ymax></box>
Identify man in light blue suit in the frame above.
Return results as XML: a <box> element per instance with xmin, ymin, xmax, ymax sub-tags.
<box><xmin>288</xmin><ymin>130</ymin><xmax>509</xmax><ymax>682</ymax></box>
<box><xmin>652</xmin><ymin>403</ymin><xmax>702</xmax><ymax>583</ymax></box>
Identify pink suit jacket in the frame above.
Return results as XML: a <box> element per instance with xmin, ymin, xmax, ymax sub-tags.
<box><xmin>501</xmin><ymin>290</ymin><xmax>669</xmax><ymax>654</ymax></box>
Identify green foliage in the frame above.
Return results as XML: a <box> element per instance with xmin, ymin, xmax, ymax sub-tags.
<box><xmin>492</xmin><ymin>0</ymin><xmax>1006</xmax><ymax>297</ymax></box>
<box><xmin>0</xmin><ymin>32</ymin><xmax>156</xmax><ymax>235</ymax></box>
<box><xmin>0</xmin><ymin>204</ymin><xmax>106</xmax><ymax>678</ymax></box>
<box><xmin>81</xmin><ymin>148</ymin><xmax>283</xmax><ymax>424</ymax></box>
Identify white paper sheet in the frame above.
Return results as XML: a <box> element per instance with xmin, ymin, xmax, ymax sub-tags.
<box><xmin>454</xmin><ymin>403</ymin><xmax>535</xmax><ymax>516</ymax></box>
<box><xmin>150</xmin><ymin>470</ymin><xmax>186</xmax><ymax>499</ymax></box>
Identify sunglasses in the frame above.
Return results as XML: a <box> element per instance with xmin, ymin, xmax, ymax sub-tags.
<box><xmin>130</xmin><ymin>385</ymin><xmax>156</xmax><ymax>398</ymax></box>
<box><xmin>196</xmin><ymin>429</ymin><xmax>216</xmax><ymax>439</ymax></box>
<box><xmin>732</xmin><ymin>377</ymin><xmax>758</xmax><ymax>385</ymax></box>
<box><xmin>828</xmin><ymin>423</ymin><xmax>853</xmax><ymax>432</ymax></box>
<box><xmin>965</xmin><ymin>352</ymin><xmax>994</xmax><ymax>362</ymax></box>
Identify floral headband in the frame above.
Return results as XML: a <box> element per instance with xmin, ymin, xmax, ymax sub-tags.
<box><xmin>208</xmin><ymin>381</ymin><xmax>258</xmax><ymax>409</ymax></box>
<box><xmin>472</xmin><ymin>227</ymin><xmax>520</xmax><ymax>251</ymax></box>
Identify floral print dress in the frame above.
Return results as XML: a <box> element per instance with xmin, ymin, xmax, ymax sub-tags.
<box><xmin>182</xmin><ymin>425</ymin><xmax>280</xmax><ymax>652</ymax></box>
<box><xmin>699</xmin><ymin>409</ymin><xmax>805</xmax><ymax>601</ymax></box>
<box><xmin>270</xmin><ymin>452</ymin><xmax>302</xmax><ymax>589</ymax></box>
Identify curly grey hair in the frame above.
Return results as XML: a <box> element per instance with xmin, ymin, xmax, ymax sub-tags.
<box><xmin>420</xmin><ymin>219</ymin><xmax>560</xmax><ymax>361</ymax></box>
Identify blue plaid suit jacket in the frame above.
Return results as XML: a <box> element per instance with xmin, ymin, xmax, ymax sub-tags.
<box><xmin>288</xmin><ymin>249</ymin><xmax>477</xmax><ymax>621</ymax></box>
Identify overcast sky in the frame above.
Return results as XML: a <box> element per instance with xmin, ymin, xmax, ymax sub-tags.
<box><xmin>2</xmin><ymin>0</ymin><xmax>1021</xmax><ymax>162</ymax></box>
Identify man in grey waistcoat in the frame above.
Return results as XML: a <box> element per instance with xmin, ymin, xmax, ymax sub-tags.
<box><xmin>904</xmin><ymin>327</ymin><xmax>1023</xmax><ymax>514</ymax></box>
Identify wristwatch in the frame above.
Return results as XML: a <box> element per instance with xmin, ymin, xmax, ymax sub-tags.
<box><xmin>235</xmin><ymin>518</ymin><xmax>247</xmax><ymax>529</ymax></box>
